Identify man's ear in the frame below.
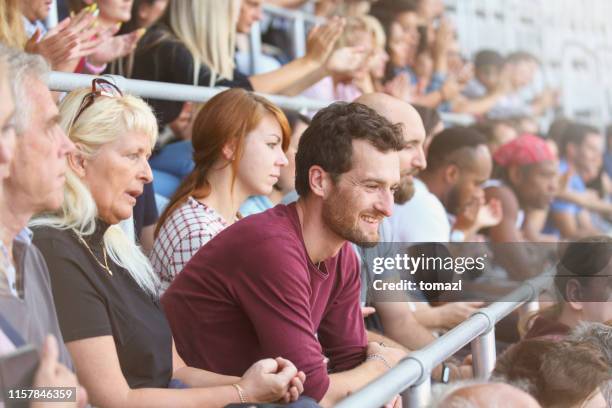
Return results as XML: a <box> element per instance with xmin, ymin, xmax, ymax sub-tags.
<box><xmin>67</xmin><ymin>146</ymin><xmax>88</xmax><ymax>178</ymax></box>
<box><xmin>508</xmin><ymin>165</ymin><xmax>522</xmax><ymax>186</ymax></box>
<box><xmin>565</xmin><ymin>279</ymin><xmax>584</xmax><ymax>312</ymax></box>
<box><xmin>308</xmin><ymin>165</ymin><xmax>333</xmax><ymax>198</ymax></box>
<box><xmin>443</xmin><ymin>164</ymin><xmax>460</xmax><ymax>185</ymax></box>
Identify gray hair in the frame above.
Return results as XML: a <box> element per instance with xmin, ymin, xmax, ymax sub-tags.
<box><xmin>0</xmin><ymin>45</ymin><xmax>50</xmax><ymax>134</ymax></box>
<box><xmin>429</xmin><ymin>380</ymin><xmax>533</xmax><ymax>408</ymax></box>
<box><xmin>568</xmin><ymin>322</ymin><xmax>612</xmax><ymax>405</ymax></box>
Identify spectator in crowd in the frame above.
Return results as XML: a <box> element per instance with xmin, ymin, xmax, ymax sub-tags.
<box><xmin>162</xmin><ymin>102</ymin><xmax>407</xmax><ymax>406</ymax></box>
<box><xmin>301</xmin><ymin>16</ymin><xmax>373</xmax><ymax>102</ymax></box>
<box><xmin>0</xmin><ymin>44</ymin><xmax>88</xmax><ymax>408</ymax></box>
<box><xmin>484</xmin><ymin>134</ymin><xmax>558</xmax><ymax>279</ymax></box>
<box><xmin>0</xmin><ymin>48</ymin><xmax>74</xmax><ymax>367</ymax></box>
<box><xmin>402</xmin><ymin>126</ymin><xmax>498</xmax><ymax>242</ymax></box>
<box><xmin>110</xmin><ymin>0</ymin><xmax>170</xmax><ymax>77</ymax></box>
<box><xmin>523</xmin><ymin>236</ymin><xmax>612</xmax><ymax>340</ymax></box>
<box><xmin>151</xmin><ymin>88</ymin><xmax>290</xmax><ymax>292</ymax></box>
<box><xmin>66</xmin><ymin>0</ymin><xmax>147</xmax><ymax>74</ymax></box>
<box><xmin>413</xmin><ymin>104</ymin><xmax>443</xmax><ymax>152</ymax></box>
<box><xmin>355</xmin><ymin>93</ymin><xmax>475</xmax><ymax>380</ymax></box>
<box><xmin>240</xmin><ymin>109</ymin><xmax>310</xmax><ymax>217</ymax></box>
<box><xmin>132</xmin><ymin>0</ymin><xmax>360</xmax><ymax>127</ymax></box>
<box><xmin>0</xmin><ymin>0</ymin><xmax>27</xmax><ymax>48</ymax></box>
<box><xmin>494</xmin><ymin>335</ymin><xmax>610</xmax><ymax>408</ymax></box>
<box><xmin>546</xmin><ymin>123</ymin><xmax>604</xmax><ymax>238</ymax></box>
<box><xmin>604</xmin><ymin>124</ymin><xmax>612</xmax><ymax>179</ymax></box>
<box><xmin>6</xmin><ymin>0</ymin><xmax>112</xmax><ymax>73</ymax></box>
<box><xmin>470</xmin><ymin>119</ymin><xmax>518</xmax><ymax>155</ymax></box>
<box><xmin>454</xmin><ymin>49</ymin><xmax>508</xmax><ymax>116</ymax></box>
<box><xmin>430</xmin><ymin>381</ymin><xmax>541</xmax><ymax>408</ymax></box>
<box><xmin>486</xmin><ymin>52</ymin><xmax>557</xmax><ymax>120</ymax></box>
<box><xmin>31</xmin><ymin>82</ymin><xmax>306</xmax><ymax>408</ymax></box>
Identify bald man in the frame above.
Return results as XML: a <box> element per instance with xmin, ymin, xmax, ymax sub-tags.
<box><xmin>353</xmin><ymin>94</ymin><xmax>464</xmax><ymax>380</ymax></box>
<box><xmin>434</xmin><ymin>382</ymin><xmax>541</xmax><ymax>407</ymax></box>
<box><xmin>355</xmin><ymin>93</ymin><xmax>427</xmax><ymax>203</ymax></box>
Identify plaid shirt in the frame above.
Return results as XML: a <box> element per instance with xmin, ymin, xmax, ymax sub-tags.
<box><xmin>151</xmin><ymin>197</ymin><xmax>228</xmax><ymax>293</ymax></box>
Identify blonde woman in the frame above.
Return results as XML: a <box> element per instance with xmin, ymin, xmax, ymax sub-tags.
<box><xmin>131</xmin><ymin>0</ymin><xmax>357</xmax><ymax>127</ymax></box>
<box><xmin>0</xmin><ymin>0</ymin><xmax>26</xmax><ymax>48</ymax></box>
<box><xmin>30</xmin><ymin>80</ymin><xmax>305</xmax><ymax>408</ymax></box>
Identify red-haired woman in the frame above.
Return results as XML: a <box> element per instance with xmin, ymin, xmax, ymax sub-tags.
<box><xmin>151</xmin><ymin>88</ymin><xmax>289</xmax><ymax>292</ymax></box>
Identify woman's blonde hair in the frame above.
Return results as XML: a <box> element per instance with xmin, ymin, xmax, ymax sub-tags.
<box><xmin>30</xmin><ymin>87</ymin><xmax>160</xmax><ymax>296</ymax></box>
<box><xmin>163</xmin><ymin>0</ymin><xmax>240</xmax><ymax>85</ymax></box>
<box><xmin>0</xmin><ymin>0</ymin><xmax>26</xmax><ymax>49</ymax></box>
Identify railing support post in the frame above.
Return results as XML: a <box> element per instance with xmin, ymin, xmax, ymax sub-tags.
<box><xmin>471</xmin><ymin>327</ymin><xmax>496</xmax><ymax>379</ymax></box>
<box><xmin>404</xmin><ymin>377</ymin><xmax>431</xmax><ymax>408</ymax></box>
<box><xmin>292</xmin><ymin>14</ymin><xmax>306</xmax><ymax>58</ymax></box>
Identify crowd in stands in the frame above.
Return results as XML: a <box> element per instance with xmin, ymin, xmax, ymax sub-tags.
<box><xmin>0</xmin><ymin>0</ymin><xmax>611</xmax><ymax>407</ymax></box>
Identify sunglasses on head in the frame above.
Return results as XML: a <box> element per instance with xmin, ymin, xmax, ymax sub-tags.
<box><xmin>68</xmin><ymin>78</ymin><xmax>123</xmax><ymax>131</ymax></box>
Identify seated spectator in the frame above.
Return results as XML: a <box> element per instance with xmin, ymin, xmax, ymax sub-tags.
<box><xmin>413</xmin><ymin>104</ymin><xmax>443</xmax><ymax>152</ymax></box>
<box><xmin>355</xmin><ymin>93</ymin><xmax>473</xmax><ymax>380</ymax></box>
<box><xmin>430</xmin><ymin>381</ymin><xmax>541</xmax><ymax>408</ymax></box>
<box><xmin>301</xmin><ymin>17</ymin><xmax>373</xmax><ymax>102</ymax></box>
<box><xmin>132</xmin><ymin>0</ymin><xmax>353</xmax><ymax>127</ymax></box>
<box><xmin>162</xmin><ymin>102</ymin><xmax>407</xmax><ymax>406</ymax></box>
<box><xmin>0</xmin><ymin>0</ymin><xmax>28</xmax><ymax>48</ymax></box>
<box><xmin>453</xmin><ymin>49</ymin><xmax>508</xmax><ymax>116</ymax></box>
<box><xmin>494</xmin><ymin>335</ymin><xmax>610</xmax><ymax>407</ymax></box>
<box><xmin>400</xmin><ymin>126</ymin><xmax>496</xmax><ymax>242</ymax></box>
<box><xmin>0</xmin><ymin>48</ymin><xmax>74</xmax><ymax>367</ymax></box>
<box><xmin>66</xmin><ymin>0</ymin><xmax>146</xmax><ymax>74</ymax></box>
<box><xmin>151</xmin><ymin>88</ymin><xmax>290</xmax><ymax>291</ymax></box>
<box><xmin>484</xmin><ymin>134</ymin><xmax>558</xmax><ymax>278</ymax></box>
<box><xmin>110</xmin><ymin>0</ymin><xmax>170</xmax><ymax>77</ymax></box>
<box><xmin>546</xmin><ymin>123</ymin><xmax>604</xmax><ymax>238</ymax></box>
<box><xmin>604</xmin><ymin>124</ymin><xmax>612</xmax><ymax>179</ymax></box>
<box><xmin>523</xmin><ymin>236</ymin><xmax>612</xmax><ymax>340</ymax></box>
<box><xmin>487</xmin><ymin>52</ymin><xmax>557</xmax><ymax>120</ymax></box>
<box><xmin>470</xmin><ymin>119</ymin><xmax>518</xmax><ymax>155</ymax></box>
<box><xmin>241</xmin><ymin>110</ymin><xmax>310</xmax><ymax>217</ymax></box>
<box><xmin>31</xmin><ymin>82</ymin><xmax>305</xmax><ymax>407</ymax></box>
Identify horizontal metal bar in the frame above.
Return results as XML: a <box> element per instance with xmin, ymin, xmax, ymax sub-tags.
<box><xmin>262</xmin><ymin>3</ymin><xmax>323</xmax><ymax>24</ymax></box>
<box><xmin>47</xmin><ymin>72</ymin><xmax>477</xmax><ymax>126</ymax></box>
<box><xmin>46</xmin><ymin>71</ymin><xmax>329</xmax><ymax>112</ymax></box>
<box><xmin>335</xmin><ymin>276</ymin><xmax>549</xmax><ymax>408</ymax></box>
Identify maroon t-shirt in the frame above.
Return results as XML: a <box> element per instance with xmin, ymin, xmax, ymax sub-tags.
<box><xmin>161</xmin><ymin>203</ymin><xmax>367</xmax><ymax>401</ymax></box>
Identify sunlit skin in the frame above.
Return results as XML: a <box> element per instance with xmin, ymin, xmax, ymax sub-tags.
<box><xmin>72</xmin><ymin>130</ymin><xmax>153</xmax><ymax>224</ymax></box>
<box><xmin>237</xmin><ymin>0</ymin><xmax>264</xmax><ymax>34</ymax></box>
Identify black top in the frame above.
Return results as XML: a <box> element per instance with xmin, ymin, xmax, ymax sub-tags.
<box><xmin>131</xmin><ymin>24</ymin><xmax>254</xmax><ymax>126</ymax></box>
<box><xmin>32</xmin><ymin>222</ymin><xmax>173</xmax><ymax>389</ymax></box>
<box><xmin>133</xmin><ymin>182</ymin><xmax>159</xmax><ymax>239</ymax></box>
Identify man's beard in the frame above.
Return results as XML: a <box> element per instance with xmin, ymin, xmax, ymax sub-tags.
<box><xmin>394</xmin><ymin>174</ymin><xmax>416</xmax><ymax>204</ymax></box>
<box><xmin>322</xmin><ymin>186</ymin><xmax>381</xmax><ymax>247</ymax></box>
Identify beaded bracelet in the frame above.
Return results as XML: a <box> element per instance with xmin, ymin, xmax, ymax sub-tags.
<box><xmin>232</xmin><ymin>383</ymin><xmax>248</xmax><ymax>403</ymax></box>
<box><xmin>366</xmin><ymin>353</ymin><xmax>392</xmax><ymax>369</ymax></box>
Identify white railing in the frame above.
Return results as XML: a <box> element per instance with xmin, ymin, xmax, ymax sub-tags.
<box><xmin>335</xmin><ymin>276</ymin><xmax>549</xmax><ymax>408</ymax></box>
<box><xmin>46</xmin><ymin>71</ymin><xmax>475</xmax><ymax>126</ymax></box>
<box><xmin>46</xmin><ymin>71</ymin><xmax>329</xmax><ymax>112</ymax></box>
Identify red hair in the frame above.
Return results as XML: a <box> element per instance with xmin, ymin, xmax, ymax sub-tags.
<box><xmin>155</xmin><ymin>88</ymin><xmax>290</xmax><ymax>237</ymax></box>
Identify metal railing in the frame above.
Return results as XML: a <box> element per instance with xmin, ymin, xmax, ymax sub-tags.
<box><xmin>335</xmin><ymin>276</ymin><xmax>550</xmax><ymax>408</ymax></box>
<box><xmin>46</xmin><ymin>71</ymin><xmax>329</xmax><ymax>112</ymax></box>
<box><xmin>47</xmin><ymin>71</ymin><xmax>475</xmax><ymax>126</ymax></box>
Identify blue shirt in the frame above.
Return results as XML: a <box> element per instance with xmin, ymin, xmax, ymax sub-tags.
<box><xmin>544</xmin><ymin>160</ymin><xmax>586</xmax><ymax>235</ymax></box>
<box><xmin>239</xmin><ymin>195</ymin><xmax>274</xmax><ymax>217</ymax></box>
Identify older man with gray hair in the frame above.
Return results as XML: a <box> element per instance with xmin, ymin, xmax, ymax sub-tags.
<box><xmin>0</xmin><ymin>45</ymin><xmax>74</xmax><ymax>366</ymax></box>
